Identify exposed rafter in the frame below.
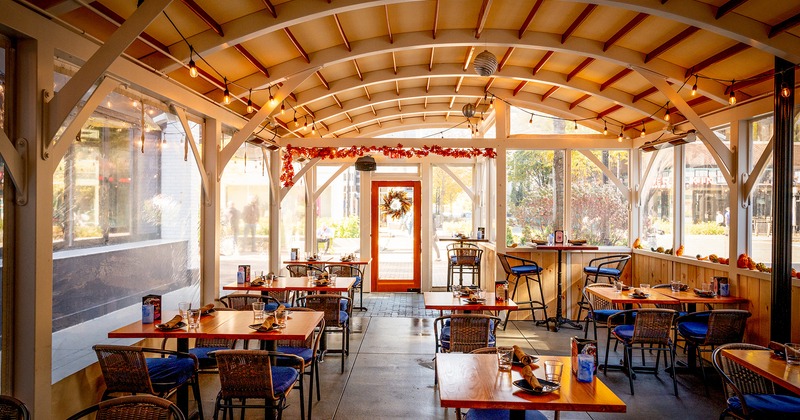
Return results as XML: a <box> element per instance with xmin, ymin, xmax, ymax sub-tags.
<box><xmin>532</xmin><ymin>51</ymin><xmax>553</xmax><ymax>75</ymax></box>
<box><xmin>385</xmin><ymin>5</ymin><xmax>393</xmax><ymax>44</ymax></box>
<box><xmin>645</xmin><ymin>26</ymin><xmax>700</xmax><ymax>63</ymax></box>
<box><xmin>561</xmin><ymin>4</ymin><xmax>597</xmax><ymax>44</ymax></box>
<box><xmin>432</xmin><ymin>0</ymin><xmax>440</xmax><ymax>39</ymax></box>
<box><xmin>261</xmin><ymin>0</ymin><xmax>277</xmax><ymax>18</ymax></box>
<box><xmin>684</xmin><ymin>43</ymin><xmax>749</xmax><ymax>77</ymax></box>
<box><xmin>567</xmin><ymin>58</ymin><xmax>594</xmax><ymax>82</ymax></box>
<box><xmin>354</xmin><ymin>60</ymin><xmax>363</xmax><ymax>81</ymax></box>
<box><xmin>596</xmin><ymin>104</ymin><xmax>622</xmax><ymax>119</ymax></box>
<box><xmin>426</xmin><ymin>77</ymin><xmax>431</xmax><ymax>92</ymax></box>
<box><xmin>632</xmin><ymin>86</ymin><xmax>658</xmax><ymax>103</ymax></box>
<box><xmin>316</xmin><ymin>71</ymin><xmax>330</xmax><ymax>90</ymax></box>
<box><xmin>600</xmin><ymin>68</ymin><xmax>633</xmax><ymax>91</ymax></box>
<box><xmin>484</xmin><ymin>77</ymin><xmax>495</xmax><ymax>92</ymax></box>
<box><xmin>301</xmin><ymin>105</ymin><xmax>315</xmax><ymax>119</ymax></box>
<box><xmin>396</xmin><ymin>81</ymin><xmax>401</xmax><ymax>96</ymax></box>
<box><xmin>86</xmin><ymin>1</ymin><xmax>169</xmax><ymax>53</ymax></box>
<box><xmin>463</xmin><ymin>46</ymin><xmax>475</xmax><ymax>72</ymax></box>
<box><xmin>234</xmin><ymin>44</ymin><xmax>270</xmax><ymax>78</ymax></box>
<box><xmin>391</xmin><ymin>51</ymin><xmax>397</xmax><ymax>74</ymax></box>
<box><xmin>370</xmin><ymin>105</ymin><xmax>378</xmax><ymax>116</ymax></box>
<box><xmin>570</xmin><ymin>94</ymin><xmax>591</xmax><ymax>110</ymax></box>
<box><xmin>475</xmin><ymin>0</ymin><xmax>493</xmax><ymax>39</ymax></box>
<box><xmin>769</xmin><ymin>12</ymin><xmax>800</xmax><ymax>38</ymax></box>
<box><xmin>333</xmin><ymin>14</ymin><xmax>351</xmax><ymax>52</ymax></box>
<box><xmin>541</xmin><ymin>86</ymin><xmax>559</xmax><ymax>101</ymax></box>
<box><xmin>715</xmin><ymin>0</ymin><xmax>748</xmax><ymax>19</ymax></box>
<box><xmin>364</xmin><ymin>86</ymin><xmax>372</xmax><ymax>100</ymax></box>
<box><xmin>498</xmin><ymin>47</ymin><xmax>514</xmax><ymax>71</ymax></box>
<box><xmin>429</xmin><ymin>47</ymin><xmax>435</xmax><ymax>71</ymax></box>
<box><xmin>180</xmin><ymin>0</ymin><xmax>223</xmax><ymax>36</ymax></box>
<box><xmin>332</xmin><ymin>94</ymin><xmax>343</xmax><ymax>108</ymax></box>
<box><xmin>603</xmin><ymin>13</ymin><xmax>648</xmax><ymax>52</ymax></box>
<box><xmin>513</xmin><ymin>81</ymin><xmax>527</xmax><ymax>96</ymax></box>
<box><xmin>518</xmin><ymin>0</ymin><xmax>544</xmax><ymax>39</ymax></box>
<box><xmin>284</xmin><ymin>27</ymin><xmax>310</xmax><ymax>63</ymax></box>
<box><xmin>449</xmin><ymin>96</ymin><xmax>456</xmax><ymax>108</ymax></box>
<box><xmin>725</xmin><ymin>69</ymin><xmax>774</xmax><ymax>93</ymax></box>
<box><xmin>455</xmin><ymin>76</ymin><xmax>464</xmax><ymax>93</ymax></box>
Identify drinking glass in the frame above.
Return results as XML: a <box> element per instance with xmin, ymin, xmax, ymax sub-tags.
<box><xmin>276</xmin><ymin>310</ymin><xmax>287</xmax><ymax>328</ymax></box>
<box><xmin>252</xmin><ymin>302</ymin><xmax>266</xmax><ymax>322</ymax></box>
<box><xmin>785</xmin><ymin>343</ymin><xmax>800</xmax><ymax>365</ymax></box>
<box><xmin>452</xmin><ymin>285</ymin><xmax>461</xmax><ymax>298</ymax></box>
<box><xmin>187</xmin><ymin>309</ymin><xmax>201</xmax><ymax>329</ymax></box>
<box><xmin>670</xmin><ymin>281</ymin><xmax>682</xmax><ymax>293</ymax></box>
<box><xmin>330</xmin><ymin>273</ymin><xmax>338</xmax><ymax>285</ymax></box>
<box><xmin>497</xmin><ymin>346</ymin><xmax>513</xmax><ymax>371</ymax></box>
<box><xmin>639</xmin><ymin>283</ymin><xmax>650</xmax><ymax>291</ymax></box>
<box><xmin>614</xmin><ymin>281</ymin><xmax>624</xmax><ymax>294</ymax></box>
<box><xmin>178</xmin><ymin>301</ymin><xmax>191</xmax><ymax>320</ymax></box>
<box><xmin>544</xmin><ymin>360</ymin><xmax>564</xmax><ymax>383</ymax></box>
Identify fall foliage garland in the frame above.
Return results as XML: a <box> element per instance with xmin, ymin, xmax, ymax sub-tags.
<box><xmin>280</xmin><ymin>144</ymin><xmax>497</xmax><ymax>187</ymax></box>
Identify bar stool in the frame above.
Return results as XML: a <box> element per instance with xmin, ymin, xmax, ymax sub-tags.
<box><xmin>575</xmin><ymin>255</ymin><xmax>630</xmax><ymax>322</ymax></box>
<box><xmin>497</xmin><ymin>254</ymin><xmax>549</xmax><ymax>330</ymax></box>
<box><xmin>447</xmin><ymin>247</ymin><xmax>483</xmax><ymax>290</ymax></box>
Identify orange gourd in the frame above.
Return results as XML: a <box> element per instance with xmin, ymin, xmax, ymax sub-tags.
<box><xmin>675</xmin><ymin>245</ymin><xmax>684</xmax><ymax>256</ymax></box>
<box><xmin>737</xmin><ymin>253</ymin><xmax>749</xmax><ymax>268</ymax></box>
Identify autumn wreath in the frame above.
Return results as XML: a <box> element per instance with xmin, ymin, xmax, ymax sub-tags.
<box><xmin>380</xmin><ymin>190</ymin><xmax>412</xmax><ymax>220</ymax></box>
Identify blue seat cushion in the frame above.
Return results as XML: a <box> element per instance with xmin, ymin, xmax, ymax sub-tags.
<box><xmin>584</xmin><ymin>267</ymin><xmax>621</xmax><ymax>277</ymax></box>
<box><xmin>188</xmin><ymin>347</ymin><xmax>228</xmax><ymax>369</ymax></box>
<box><xmin>340</xmin><ymin>300</ymin><xmax>349</xmax><ymax>312</ymax></box>
<box><xmin>464</xmin><ymin>409</ymin><xmax>547</xmax><ymax>420</ymax></box>
<box><xmin>266</xmin><ymin>301</ymin><xmax>293</xmax><ymax>312</ymax></box>
<box><xmin>146</xmin><ymin>357</ymin><xmax>195</xmax><ymax>393</ymax></box>
<box><xmin>340</xmin><ymin>311</ymin><xmax>349</xmax><ymax>325</ymax></box>
<box><xmin>678</xmin><ymin>321</ymin><xmax>708</xmax><ymax>341</ymax></box>
<box><xmin>612</xmin><ymin>325</ymin><xmax>634</xmax><ymax>342</ymax></box>
<box><xmin>354</xmin><ymin>276</ymin><xmax>362</xmax><ymax>287</ymax></box>
<box><xmin>589</xmin><ymin>309</ymin><xmax>620</xmax><ymax>322</ymax></box>
<box><xmin>510</xmin><ymin>265</ymin><xmax>542</xmax><ymax>275</ymax></box>
<box><xmin>727</xmin><ymin>394</ymin><xmax>800</xmax><ymax>416</ymax></box>
<box><xmin>271</xmin><ymin>366</ymin><xmax>300</xmax><ymax>395</ymax></box>
<box><xmin>276</xmin><ymin>346</ymin><xmax>315</xmax><ymax>364</ymax></box>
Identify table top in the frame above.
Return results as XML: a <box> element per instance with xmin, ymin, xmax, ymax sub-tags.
<box><xmin>535</xmin><ymin>245</ymin><xmax>599</xmax><ymax>251</ymax></box>
<box><xmin>108</xmin><ymin>310</ymin><xmax>323</xmax><ymax>342</ymax></box>
<box><xmin>721</xmin><ymin>349</ymin><xmax>800</xmax><ymax>395</ymax></box>
<box><xmin>439</xmin><ymin>238</ymin><xmax>489</xmax><ymax>242</ymax></box>
<box><xmin>586</xmin><ymin>286</ymin><xmax>680</xmax><ymax>305</ymax></box>
<box><xmin>437</xmin><ymin>353</ymin><xmax>626</xmax><ymax>413</ymax></box>
<box><xmin>284</xmin><ymin>258</ymin><xmax>371</xmax><ymax>266</ymax></box>
<box><xmin>223</xmin><ymin>276</ymin><xmax>356</xmax><ymax>292</ymax></box>
<box><xmin>424</xmin><ymin>292</ymin><xmax>519</xmax><ymax>311</ymax></box>
<box><xmin>650</xmin><ymin>289</ymin><xmax>749</xmax><ymax>305</ymax></box>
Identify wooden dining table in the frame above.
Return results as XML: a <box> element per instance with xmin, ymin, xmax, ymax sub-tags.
<box><xmin>650</xmin><ymin>288</ymin><xmax>749</xmax><ymax>312</ymax></box>
<box><xmin>535</xmin><ymin>244</ymin><xmax>599</xmax><ymax>331</ymax></box>
<box><xmin>424</xmin><ymin>291</ymin><xmax>518</xmax><ymax>312</ymax></box>
<box><xmin>108</xmin><ymin>310</ymin><xmax>323</xmax><ymax>418</ymax></box>
<box><xmin>721</xmin><ymin>349</ymin><xmax>800</xmax><ymax>395</ymax></box>
<box><xmin>437</xmin><ymin>353</ymin><xmax>626</xmax><ymax>420</ymax></box>
<box><xmin>223</xmin><ymin>276</ymin><xmax>357</xmax><ymax>293</ymax></box>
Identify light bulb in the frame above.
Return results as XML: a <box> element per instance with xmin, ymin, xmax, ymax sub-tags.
<box><xmin>574</xmin><ymin>120</ymin><xmax>578</xmax><ymax>130</ymax></box>
<box><xmin>729</xmin><ymin>90</ymin><xmax>736</xmax><ymax>105</ymax></box>
<box><xmin>311</xmin><ymin>125</ymin><xmax>316</xmax><ymax>135</ymax></box>
<box><xmin>640</xmin><ymin>127</ymin><xmax>646</xmax><ymax>137</ymax></box>
<box><xmin>132</xmin><ymin>99</ymin><xmax>139</xmax><ymax>108</ymax></box>
<box><xmin>281</xmin><ymin>102</ymin><xmax>285</xmax><ymax>115</ymax></box>
<box><xmin>691</xmin><ymin>83</ymin><xmax>697</xmax><ymax>96</ymax></box>
<box><xmin>603</xmin><ymin>122</ymin><xmax>608</xmax><ymax>136</ymax></box>
<box><xmin>529</xmin><ymin>115</ymin><xmax>533</xmax><ymax>124</ymax></box>
<box><xmin>223</xmin><ymin>88</ymin><xmax>231</xmax><ymax>105</ymax></box>
<box><xmin>618</xmin><ymin>132</ymin><xmax>623</xmax><ymax>142</ymax></box>
<box><xmin>247</xmin><ymin>98</ymin><xmax>253</xmax><ymax>113</ymax></box>
<box><xmin>664</xmin><ymin>109</ymin><xmax>670</xmax><ymax>122</ymax></box>
<box><xmin>188</xmin><ymin>59</ymin><xmax>198</xmax><ymax>78</ymax></box>
<box><xmin>106</xmin><ymin>100</ymin><xmax>112</xmax><ymax>108</ymax></box>
<box><xmin>294</xmin><ymin>117</ymin><xmax>299</xmax><ymax>127</ymax></box>
<box><xmin>781</xmin><ymin>83</ymin><xmax>791</xmax><ymax>98</ymax></box>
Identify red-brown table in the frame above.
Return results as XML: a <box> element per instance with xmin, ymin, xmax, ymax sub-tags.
<box><xmin>721</xmin><ymin>349</ymin><xmax>800</xmax><ymax>395</ymax></box>
<box><xmin>535</xmin><ymin>245</ymin><xmax>598</xmax><ymax>331</ymax></box>
<box><xmin>424</xmin><ymin>291</ymin><xmax>518</xmax><ymax>312</ymax></box>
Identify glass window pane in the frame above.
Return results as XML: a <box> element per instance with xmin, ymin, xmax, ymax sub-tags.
<box><xmin>570</xmin><ymin>151</ymin><xmax>629</xmax><ymax>246</ymax></box>
<box><xmin>374</xmin><ymin>165</ymin><xmax>419</xmax><ymax>174</ymax></box>
<box><xmin>0</xmin><ymin>36</ymin><xmax>9</xmax><ymax>387</ymax></box>
<box><xmin>432</xmin><ymin>165</ymin><xmax>473</xmax><ymax>287</ymax></box>
<box><xmin>683</xmin><ymin>127</ymin><xmax>730</xmax><ymax>258</ymax></box>
<box><xmin>640</xmin><ymin>149</ymin><xmax>674</xmax><ymax>250</ymax></box>
<box><xmin>506</xmin><ymin>150</ymin><xmax>564</xmax><ymax>245</ymax></box>
<box><xmin>281</xmin><ymin>164</ymin><xmax>306</xmax><ymax>262</ymax></box>
<box><xmin>315</xmin><ymin>165</ymin><xmax>361</xmax><ymax>257</ymax></box>
<box><xmin>750</xmin><ymin>115</ymin><xmax>773</xmax><ymax>264</ymax></box>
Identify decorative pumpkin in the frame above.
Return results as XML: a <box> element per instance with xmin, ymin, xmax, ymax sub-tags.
<box><xmin>675</xmin><ymin>245</ymin><xmax>684</xmax><ymax>256</ymax></box>
<box><xmin>632</xmin><ymin>238</ymin><xmax>641</xmax><ymax>249</ymax></box>
<box><xmin>737</xmin><ymin>253</ymin><xmax>749</xmax><ymax>268</ymax></box>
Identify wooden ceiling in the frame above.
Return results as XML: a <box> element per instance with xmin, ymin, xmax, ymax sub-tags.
<box><xmin>27</xmin><ymin>0</ymin><xmax>800</xmax><ymax>139</ymax></box>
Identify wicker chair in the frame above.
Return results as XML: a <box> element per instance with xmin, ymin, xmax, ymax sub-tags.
<box><xmin>434</xmin><ymin>314</ymin><xmax>501</xmax><ymax>384</ymax></box>
<box><xmin>218</xmin><ymin>293</ymin><xmax>278</xmax><ymax>311</ymax></box>
<box><xmin>469</xmin><ymin>347</ymin><xmax>499</xmax><ymax>354</ymax></box>
<box><xmin>582</xmin><ymin>283</ymin><xmax>623</xmax><ymax>340</ymax></box>
<box><xmin>286</xmin><ymin>264</ymin><xmax>325</xmax><ymax>278</ymax></box>
<box><xmin>606</xmin><ymin>308</ymin><xmax>678</xmax><ymax>396</ymax></box>
<box><xmin>325</xmin><ymin>264</ymin><xmax>366</xmax><ymax>311</ymax></box>
<box><xmin>677</xmin><ymin>309</ymin><xmax>751</xmax><ymax>388</ymax></box>
<box><xmin>576</xmin><ymin>255</ymin><xmax>630</xmax><ymax>321</ymax></box>
<box><xmin>713</xmin><ymin>343</ymin><xmax>800</xmax><ymax>419</ymax></box>
<box><xmin>296</xmin><ymin>294</ymin><xmax>352</xmax><ymax>373</ymax></box>
<box><xmin>447</xmin><ymin>247</ymin><xmax>483</xmax><ymax>290</ymax></box>
<box><xmin>497</xmin><ymin>253</ymin><xmax>548</xmax><ymax>330</ymax></box>
<box><xmin>213</xmin><ymin>350</ymin><xmax>304</xmax><ymax>420</ymax></box>
<box><xmin>0</xmin><ymin>395</ymin><xmax>30</xmax><ymax>420</ymax></box>
<box><xmin>275</xmin><ymin>307</ymin><xmax>325</xmax><ymax>418</ymax></box>
<box><xmin>92</xmin><ymin>345</ymin><xmax>203</xmax><ymax>419</ymax></box>
<box><xmin>66</xmin><ymin>395</ymin><xmax>185</xmax><ymax>420</ymax></box>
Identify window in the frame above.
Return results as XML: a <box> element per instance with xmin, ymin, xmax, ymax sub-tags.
<box><xmin>374</xmin><ymin>165</ymin><xmax>419</xmax><ymax>174</ymax></box>
<box><xmin>683</xmin><ymin>126</ymin><xmax>730</xmax><ymax>258</ymax></box>
<box><xmin>0</xmin><ymin>33</ymin><xmax>10</xmax><ymax>387</ymax></box>
<box><xmin>570</xmin><ymin>150</ymin><xmax>629</xmax><ymax>246</ymax></box>
<box><xmin>640</xmin><ymin>149</ymin><xmax>674</xmax><ymax>250</ymax></box>
<box><xmin>51</xmin><ymin>76</ymin><xmax>202</xmax><ymax>382</ymax></box>
<box><xmin>506</xmin><ymin>150</ymin><xmax>564</xmax><ymax>245</ymax></box>
<box><xmin>750</xmin><ymin>115</ymin><xmax>773</xmax><ymax>264</ymax></box>
<box><xmin>432</xmin><ymin>164</ymin><xmax>474</xmax><ymax>287</ymax></box>
<box><xmin>281</xmin><ymin>162</ymin><xmax>306</xmax><ymax>262</ymax></box>
<box><xmin>219</xmin><ymin>136</ymin><xmax>271</xmax><ymax>288</ymax></box>
<box><xmin>315</xmin><ymin>165</ymin><xmax>361</xmax><ymax>257</ymax></box>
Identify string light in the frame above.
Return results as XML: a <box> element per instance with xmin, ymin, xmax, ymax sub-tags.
<box><xmin>311</xmin><ymin>124</ymin><xmax>316</xmax><ymax>135</ymax></box>
<box><xmin>618</xmin><ymin>131</ymin><xmax>623</xmax><ymax>142</ymax></box>
<box><xmin>247</xmin><ymin>89</ymin><xmax>254</xmax><ymax>113</ymax></box>
<box><xmin>222</xmin><ymin>78</ymin><xmax>231</xmax><ymax>105</ymax></box>
<box><xmin>640</xmin><ymin>123</ymin><xmax>646</xmax><ymax>138</ymax></box>
<box><xmin>280</xmin><ymin>101</ymin><xmax>285</xmax><ymax>115</ymax></box>
<box><xmin>529</xmin><ymin>115</ymin><xmax>533</xmax><ymax>124</ymax></box>
<box><xmin>664</xmin><ymin>103</ymin><xmax>670</xmax><ymax>122</ymax></box>
<box><xmin>574</xmin><ymin>120</ymin><xmax>578</xmax><ymax>130</ymax></box>
<box><xmin>603</xmin><ymin>121</ymin><xmax>608</xmax><ymax>136</ymax></box>
<box><xmin>188</xmin><ymin>47</ymin><xmax>198</xmax><ymax>78</ymax></box>
<box><xmin>132</xmin><ymin>99</ymin><xmax>139</xmax><ymax>108</ymax></box>
<box><xmin>268</xmin><ymin>86</ymin><xmax>274</xmax><ymax>105</ymax></box>
<box><xmin>728</xmin><ymin>81</ymin><xmax>736</xmax><ymax>105</ymax></box>
<box><xmin>781</xmin><ymin>82</ymin><xmax>792</xmax><ymax>98</ymax></box>
<box><xmin>691</xmin><ymin>75</ymin><xmax>698</xmax><ymax>96</ymax></box>
<box><xmin>293</xmin><ymin>111</ymin><xmax>299</xmax><ymax>127</ymax></box>
<box><xmin>304</xmin><ymin>117</ymin><xmax>308</xmax><ymax>131</ymax></box>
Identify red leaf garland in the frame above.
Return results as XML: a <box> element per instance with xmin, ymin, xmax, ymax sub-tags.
<box><xmin>280</xmin><ymin>144</ymin><xmax>496</xmax><ymax>186</ymax></box>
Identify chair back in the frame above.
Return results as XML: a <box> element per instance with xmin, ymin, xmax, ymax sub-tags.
<box><xmin>93</xmin><ymin>345</ymin><xmax>155</xmax><ymax>395</ymax></box>
<box><xmin>447</xmin><ymin>243</ymin><xmax>478</xmax><ymax>251</ymax></box>
<box><xmin>286</xmin><ymin>264</ymin><xmax>325</xmax><ymax>277</ymax></box>
<box><xmin>276</xmin><ymin>307</ymin><xmax>325</xmax><ymax>354</ymax></box>
<box><xmin>469</xmin><ymin>347</ymin><xmax>499</xmax><ymax>354</ymax></box>
<box><xmin>299</xmin><ymin>294</ymin><xmax>349</xmax><ymax>326</ymax></box>
<box><xmin>449</xmin><ymin>247</ymin><xmax>482</xmax><ymax>266</ymax></box>
<box><xmin>705</xmin><ymin>310</ymin><xmax>751</xmax><ymax>346</ymax></box>
<box><xmin>325</xmin><ymin>264</ymin><xmax>363</xmax><ymax>278</ymax></box>
<box><xmin>584</xmin><ymin>283</ymin><xmax>616</xmax><ymax>312</ymax></box>
<box><xmin>0</xmin><ymin>395</ymin><xmax>30</xmax><ymax>420</ymax></box>
<box><xmin>215</xmin><ymin>350</ymin><xmax>280</xmax><ymax>401</ymax></box>
<box><xmin>435</xmin><ymin>314</ymin><xmax>500</xmax><ymax>353</ymax></box>
<box><xmin>713</xmin><ymin>343</ymin><xmax>776</xmax><ymax>413</ymax></box>
<box><xmin>219</xmin><ymin>293</ymin><xmax>275</xmax><ymax>311</ymax></box>
<box><xmin>66</xmin><ymin>395</ymin><xmax>185</xmax><ymax>420</ymax></box>
<box><xmin>497</xmin><ymin>253</ymin><xmax>514</xmax><ymax>277</ymax></box>
<box><xmin>630</xmin><ymin>309</ymin><xmax>676</xmax><ymax>345</ymax></box>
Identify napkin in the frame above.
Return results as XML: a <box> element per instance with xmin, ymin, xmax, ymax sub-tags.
<box><xmin>161</xmin><ymin>315</ymin><xmax>183</xmax><ymax>329</ymax></box>
<box><xmin>261</xmin><ymin>315</ymin><xmax>277</xmax><ymax>330</ymax></box>
<box><xmin>513</xmin><ymin>345</ymin><xmax>537</xmax><ymax>366</ymax></box>
<box><xmin>200</xmin><ymin>303</ymin><xmax>215</xmax><ymax>315</ymax></box>
<box><xmin>250</xmin><ymin>277</ymin><xmax>266</xmax><ymax>286</ymax></box>
<box><xmin>276</xmin><ymin>304</ymin><xmax>286</xmax><ymax>315</ymax></box>
<box><xmin>521</xmin><ymin>365</ymin><xmax>544</xmax><ymax>392</ymax></box>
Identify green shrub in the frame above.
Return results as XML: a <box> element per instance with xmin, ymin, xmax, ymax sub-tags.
<box><xmin>75</xmin><ymin>225</ymin><xmax>102</xmax><ymax>238</ymax></box>
<box><xmin>333</xmin><ymin>216</ymin><xmax>360</xmax><ymax>238</ymax></box>
<box><xmin>688</xmin><ymin>221</ymin><xmax>726</xmax><ymax>235</ymax></box>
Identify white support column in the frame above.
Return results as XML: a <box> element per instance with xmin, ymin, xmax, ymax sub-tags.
<box><xmin>305</xmin><ymin>167</ymin><xmax>316</xmax><ymax>255</ymax></box>
<box><xmin>674</xmin><ymin>146</ymin><xmax>686</xmax><ymax>248</ymax></box>
<box><xmin>13</xmin><ymin>37</ymin><xmax>54</xmax><ymax>419</ymax></box>
<box><xmin>495</xmin><ymin>100</ymin><xmax>508</xmax><ymax>282</ymax></box>
<box><xmin>630</xmin><ymin>149</ymin><xmax>641</xmax><ymax>245</ymax></box>
<box><xmin>421</xmin><ymin>162</ymin><xmax>432</xmax><ymax>291</ymax></box>
<box><xmin>269</xmin><ymin>149</ymin><xmax>282</xmax><ymax>273</ymax></box>
<box><xmin>202</xmin><ymin>117</ymin><xmax>221</xmax><ymax>305</ymax></box>
<box><xmin>731</xmin><ymin>119</ymin><xmax>748</xmax><ymax>262</ymax></box>
<box><xmin>360</xmin><ymin>169</ymin><xmax>372</xmax><ymax>292</ymax></box>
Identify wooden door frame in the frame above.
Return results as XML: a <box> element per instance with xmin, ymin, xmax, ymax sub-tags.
<box><xmin>370</xmin><ymin>181</ymin><xmax>421</xmax><ymax>292</ymax></box>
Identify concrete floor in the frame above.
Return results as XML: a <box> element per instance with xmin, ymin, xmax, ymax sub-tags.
<box><xmin>194</xmin><ymin>293</ymin><xmax>727</xmax><ymax>419</ymax></box>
